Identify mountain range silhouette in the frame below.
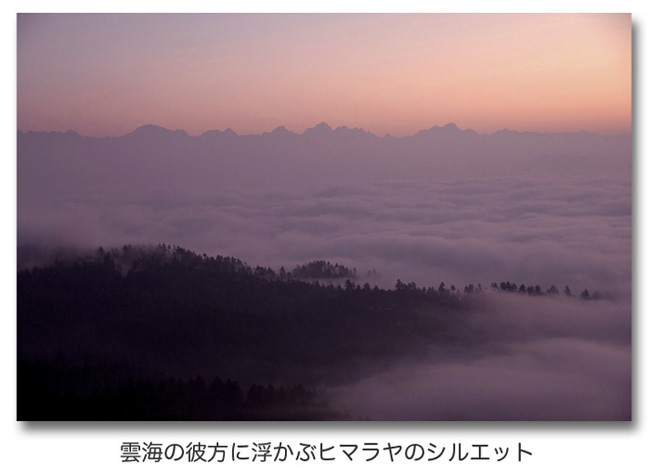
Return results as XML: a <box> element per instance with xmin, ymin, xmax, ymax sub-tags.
<box><xmin>18</xmin><ymin>121</ymin><xmax>631</xmax><ymax>201</ymax></box>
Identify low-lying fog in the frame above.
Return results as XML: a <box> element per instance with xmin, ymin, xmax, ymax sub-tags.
<box><xmin>330</xmin><ymin>293</ymin><xmax>630</xmax><ymax>421</ymax></box>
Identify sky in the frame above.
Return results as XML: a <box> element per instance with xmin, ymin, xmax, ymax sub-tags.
<box><xmin>17</xmin><ymin>13</ymin><xmax>631</xmax><ymax>137</ymax></box>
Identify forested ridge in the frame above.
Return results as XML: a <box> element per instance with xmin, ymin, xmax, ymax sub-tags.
<box><xmin>18</xmin><ymin>244</ymin><xmax>603</xmax><ymax>420</ymax></box>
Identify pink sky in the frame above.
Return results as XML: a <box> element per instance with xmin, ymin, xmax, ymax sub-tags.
<box><xmin>17</xmin><ymin>13</ymin><xmax>631</xmax><ymax>137</ymax></box>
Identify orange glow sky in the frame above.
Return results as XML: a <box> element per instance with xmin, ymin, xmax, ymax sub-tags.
<box><xmin>17</xmin><ymin>13</ymin><xmax>631</xmax><ymax>137</ymax></box>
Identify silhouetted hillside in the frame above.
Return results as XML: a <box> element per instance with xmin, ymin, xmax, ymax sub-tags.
<box><xmin>17</xmin><ymin>244</ymin><xmax>612</xmax><ymax>420</ymax></box>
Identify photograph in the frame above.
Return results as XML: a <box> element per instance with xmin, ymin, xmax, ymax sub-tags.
<box><xmin>17</xmin><ymin>13</ymin><xmax>631</xmax><ymax>421</ymax></box>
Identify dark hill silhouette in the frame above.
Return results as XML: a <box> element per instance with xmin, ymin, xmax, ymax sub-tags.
<box><xmin>16</xmin><ymin>243</ymin><xmax>621</xmax><ymax>421</ymax></box>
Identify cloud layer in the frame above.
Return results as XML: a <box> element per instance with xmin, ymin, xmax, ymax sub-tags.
<box><xmin>18</xmin><ymin>126</ymin><xmax>631</xmax><ymax>297</ymax></box>
<box><xmin>17</xmin><ymin>125</ymin><xmax>631</xmax><ymax>420</ymax></box>
<box><xmin>330</xmin><ymin>293</ymin><xmax>631</xmax><ymax>421</ymax></box>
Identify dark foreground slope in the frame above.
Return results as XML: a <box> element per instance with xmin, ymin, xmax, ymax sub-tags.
<box><xmin>18</xmin><ymin>245</ymin><xmax>471</xmax><ymax>420</ymax></box>
<box><xmin>17</xmin><ymin>244</ymin><xmax>620</xmax><ymax>420</ymax></box>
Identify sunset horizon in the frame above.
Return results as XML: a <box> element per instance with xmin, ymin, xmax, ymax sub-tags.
<box><xmin>18</xmin><ymin>13</ymin><xmax>631</xmax><ymax>138</ymax></box>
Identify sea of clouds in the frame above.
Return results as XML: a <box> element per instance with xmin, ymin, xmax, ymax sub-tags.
<box><xmin>17</xmin><ymin>126</ymin><xmax>631</xmax><ymax>420</ymax></box>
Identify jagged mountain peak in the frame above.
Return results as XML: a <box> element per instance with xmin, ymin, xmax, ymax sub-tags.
<box><xmin>128</xmin><ymin>124</ymin><xmax>189</xmax><ymax>138</ymax></box>
<box><xmin>302</xmin><ymin>122</ymin><xmax>333</xmax><ymax>137</ymax></box>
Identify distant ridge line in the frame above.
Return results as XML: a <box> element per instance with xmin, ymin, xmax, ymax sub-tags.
<box><xmin>19</xmin><ymin>122</ymin><xmax>628</xmax><ymax>140</ymax></box>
